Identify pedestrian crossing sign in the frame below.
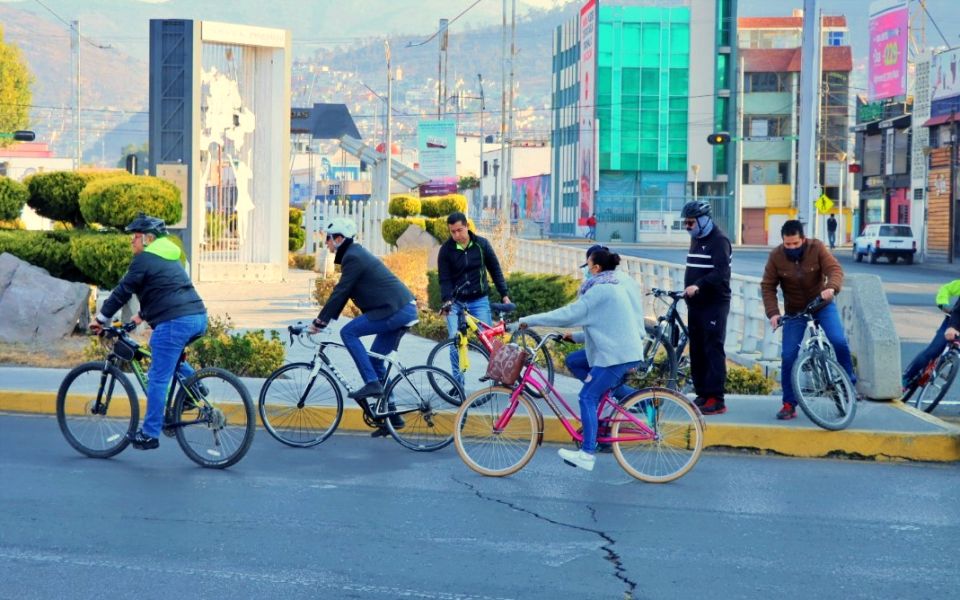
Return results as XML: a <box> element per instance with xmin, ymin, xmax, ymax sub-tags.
<box><xmin>815</xmin><ymin>193</ymin><xmax>834</xmax><ymax>215</ymax></box>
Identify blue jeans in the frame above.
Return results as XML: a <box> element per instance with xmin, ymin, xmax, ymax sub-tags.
<box><xmin>565</xmin><ymin>349</ymin><xmax>636</xmax><ymax>400</ymax></box>
<box><xmin>578</xmin><ymin>361</ymin><xmax>641</xmax><ymax>454</ymax></box>
<box><xmin>903</xmin><ymin>317</ymin><xmax>951</xmax><ymax>384</ymax></box>
<box><xmin>828</xmin><ymin>231</ymin><xmax>836</xmax><ymax>249</ymax></box>
<box><xmin>144</xmin><ymin>313</ymin><xmax>207</xmax><ymax>438</ymax></box>
<box><xmin>445</xmin><ymin>297</ymin><xmax>492</xmax><ymax>382</ymax></box>
<box><xmin>780</xmin><ymin>302</ymin><xmax>856</xmax><ymax>406</ymax></box>
<box><xmin>341</xmin><ymin>302</ymin><xmax>418</xmax><ymax>384</ymax></box>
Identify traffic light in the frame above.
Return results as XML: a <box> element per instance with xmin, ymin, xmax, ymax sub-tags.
<box><xmin>707</xmin><ymin>132</ymin><xmax>730</xmax><ymax>145</ymax></box>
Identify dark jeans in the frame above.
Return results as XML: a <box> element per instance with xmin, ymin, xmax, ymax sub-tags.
<box><xmin>565</xmin><ymin>349</ymin><xmax>636</xmax><ymax>399</ymax></box>
<box><xmin>780</xmin><ymin>302</ymin><xmax>856</xmax><ymax>406</ymax></box>
<box><xmin>340</xmin><ymin>302</ymin><xmax>418</xmax><ymax>384</ymax></box>
<box><xmin>577</xmin><ymin>360</ymin><xmax>641</xmax><ymax>454</ymax></box>
<box><xmin>445</xmin><ymin>297</ymin><xmax>492</xmax><ymax>384</ymax></box>
<box><xmin>903</xmin><ymin>316</ymin><xmax>951</xmax><ymax>384</ymax></box>
<box><xmin>143</xmin><ymin>313</ymin><xmax>207</xmax><ymax>438</ymax></box>
<box><xmin>688</xmin><ymin>301</ymin><xmax>729</xmax><ymax>400</ymax></box>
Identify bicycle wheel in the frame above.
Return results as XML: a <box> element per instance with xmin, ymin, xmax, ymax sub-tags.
<box><xmin>792</xmin><ymin>352</ymin><xmax>857</xmax><ymax>431</ymax></box>
<box><xmin>174</xmin><ymin>367</ymin><xmax>255</xmax><ymax>468</ymax></box>
<box><xmin>510</xmin><ymin>328</ymin><xmax>554</xmax><ymax>395</ymax></box>
<box><xmin>57</xmin><ymin>362</ymin><xmax>138</xmax><ymax>458</ymax></box>
<box><xmin>383</xmin><ymin>365</ymin><xmax>464</xmax><ymax>452</ymax></box>
<box><xmin>259</xmin><ymin>362</ymin><xmax>343</xmax><ymax>447</ymax></box>
<box><xmin>915</xmin><ymin>350</ymin><xmax>960</xmax><ymax>413</ymax></box>
<box><xmin>454</xmin><ymin>386</ymin><xmax>540</xmax><ymax>477</ymax></box>
<box><xmin>426</xmin><ymin>337</ymin><xmax>492</xmax><ymax>400</ymax></box>
<box><xmin>640</xmin><ymin>333</ymin><xmax>678</xmax><ymax>390</ymax></box>
<box><xmin>612</xmin><ymin>388</ymin><xmax>704</xmax><ymax>483</ymax></box>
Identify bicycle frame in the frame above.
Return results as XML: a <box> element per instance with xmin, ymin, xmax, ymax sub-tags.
<box><xmin>452</xmin><ymin>303</ymin><xmax>508</xmax><ymax>372</ymax></box>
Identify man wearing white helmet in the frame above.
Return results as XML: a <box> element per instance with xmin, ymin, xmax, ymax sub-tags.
<box><xmin>310</xmin><ymin>218</ymin><xmax>417</xmax><ymax>430</ymax></box>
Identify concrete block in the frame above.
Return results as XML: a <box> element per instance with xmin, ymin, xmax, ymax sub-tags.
<box><xmin>837</xmin><ymin>273</ymin><xmax>901</xmax><ymax>400</ymax></box>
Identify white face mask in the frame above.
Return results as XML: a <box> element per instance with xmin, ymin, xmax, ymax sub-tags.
<box><xmin>581</xmin><ymin>265</ymin><xmax>594</xmax><ymax>280</ymax></box>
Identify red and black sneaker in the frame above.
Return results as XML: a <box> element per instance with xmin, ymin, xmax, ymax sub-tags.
<box><xmin>776</xmin><ymin>402</ymin><xmax>797</xmax><ymax>420</ymax></box>
<box><xmin>699</xmin><ymin>397</ymin><xmax>726</xmax><ymax>415</ymax></box>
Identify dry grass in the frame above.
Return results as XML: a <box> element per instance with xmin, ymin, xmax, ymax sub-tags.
<box><xmin>485</xmin><ymin>212</ymin><xmax>518</xmax><ymax>274</ymax></box>
<box><xmin>0</xmin><ymin>336</ymin><xmax>93</xmax><ymax>368</ymax></box>
<box><xmin>381</xmin><ymin>248</ymin><xmax>429</xmax><ymax>306</ymax></box>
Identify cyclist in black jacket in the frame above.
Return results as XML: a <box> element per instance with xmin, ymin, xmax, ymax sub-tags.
<box><xmin>681</xmin><ymin>200</ymin><xmax>732</xmax><ymax>415</ymax></box>
<box><xmin>89</xmin><ymin>213</ymin><xmax>207</xmax><ymax>450</ymax></box>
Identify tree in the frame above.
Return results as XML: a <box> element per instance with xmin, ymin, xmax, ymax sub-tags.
<box><xmin>0</xmin><ymin>26</ymin><xmax>33</xmax><ymax>148</ymax></box>
<box><xmin>115</xmin><ymin>142</ymin><xmax>149</xmax><ymax>174</ymax></box>
<box><xmin>458</xmin><ymin>175</ymin><xmax>479</xmax><ymax>190</ymax></box>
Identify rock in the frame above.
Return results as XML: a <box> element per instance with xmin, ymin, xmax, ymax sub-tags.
<box><xmin>0</xmin><ymin>252</ymin><xmax>91</xmax><ymax>344</ymax></box>
<box><xmin>395</xmin><ymin>224</ymin><xmax>441</xmax><ymax>269</ymax></box>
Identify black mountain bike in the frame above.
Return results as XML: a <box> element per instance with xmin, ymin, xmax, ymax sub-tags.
<box><xmin>57</xmin><ymin>322</ymin><xmax>256</xmax><ymax>469</ymax></box>
<box><xmin>643</xmin><ymin>288</ymin><xmax>691</xmax><ymax>391</ymax></box>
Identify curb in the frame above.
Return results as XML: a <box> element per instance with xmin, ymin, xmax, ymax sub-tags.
<box><xmin>7</xmin><ymin>390</ymin><xmax>960</xmax><ymax>462</ymax></box>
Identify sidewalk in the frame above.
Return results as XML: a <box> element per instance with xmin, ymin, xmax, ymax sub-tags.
<box><xmin>3</xmin><ymin>268</ymin><xmax>959</xmax><ymax>462</ymax></box>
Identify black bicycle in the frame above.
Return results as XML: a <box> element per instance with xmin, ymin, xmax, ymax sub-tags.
<box><xmin>57</xmin><ymin>322</ymin><xmax>256</xmax><ymax>468</ymax></box>
<box><xmin>643</xmin><ymin>288</ymin><xmax>690</xmax><ymax>391</ymax></box>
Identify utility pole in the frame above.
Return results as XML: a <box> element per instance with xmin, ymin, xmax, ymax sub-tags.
<box><xmin>385</xmin><ymin>40</ymin><xmax>392</xmax><ymax>205</ymax></box>
<box><xmin>796</xmin><ymin>0</ymin><xmax>822</xmax><ymax>228</ymax></box>
<box><xmin>504</xmin><ymin>0</ymin><xmax>516</xmax><ymax>223</ymax></box>
<box><xmin>478</xmin><ymin>73</ymin><xmax>485</xmax><ymax>208</ymax></box>
<box><xmin>499</xmin><ymin>0</ymin><xmax>507</xmax><ymax>216</ymax></box>
<box><xmin>72</xmin><ymin>20</ymin><xmax>81</xmax><ymax>169</ymax></box>
<box><xmin>735</xmin><ymin>54</ymin><xmax>745</xmax><ymax>245</ymax></box>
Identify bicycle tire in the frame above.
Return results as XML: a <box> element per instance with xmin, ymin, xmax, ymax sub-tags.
<box><xmin>915</xmin><ymin>349</ymin><xmax>960</xmax><ymax>413</ymax></box>
<box><xmin>509</xmin><ymin>328</ymin><xmax>555</xmax><ymax>396</ymax></box>
<box><xmin>425</xmin><ymin>337</ymin><xmax>492</xmax><ymax>401</ymax></box>
<box><xmin>57</xmin><ymin>361</ymin><xmax>138</xmax><ymax>458</ymax></box>
<box><xmin>258</xmin><ymin>362</ymin><xmax>343</xmax><ymax>447</ymax></box>
<box><xmin>174</xmin><ymin>367</ymin><xmax>255</xmax><ymax>469</ymax></box>
<box><xmin>791</xmin><ymin>351</ymin><xmax>857</xmax><ymax>431</ymax></box>
<box><xmin>453</xmin><ymin>386</ymin><xmax>540</xmax><ymax>477</ymax></box>
<box><xmin>383</xmin><ymin>365</ymin><xmax>464</xmax><ymax>452</ymax></box>
<box><xmin>612</xmin><ymin>388</ymin><xmax>704</xmax><ymax>483</ymax></box>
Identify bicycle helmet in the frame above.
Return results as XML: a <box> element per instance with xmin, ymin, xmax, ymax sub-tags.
<box><xmin>680</xmin><ymin>200</ymin><xmax>711</xmax><ymax>219</ymax></box>
<box><xmin>324</xmin><ymin>217</ymin><xmax>357</xmax><ymax>239</ymax></box>
<box><xmin>125</xmin><ymin>212</ymin><xmax>167</xmax><ymax>236</ymax></box>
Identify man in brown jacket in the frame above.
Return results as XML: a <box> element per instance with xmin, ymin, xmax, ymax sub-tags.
<box><xmin>761</xmin><ymin>219</ymin><xmax>856</xmax><ymax>420</ymax></box>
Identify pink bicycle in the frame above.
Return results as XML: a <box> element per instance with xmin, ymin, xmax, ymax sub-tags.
<box><xmin>453</xmin><ymin>332</ymin><xmax>705</xmax><ymax>482</ymax></box>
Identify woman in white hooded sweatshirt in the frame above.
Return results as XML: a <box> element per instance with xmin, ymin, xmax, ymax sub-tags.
<box><xmin>519</xmin><ymin>249</ymin><xmax>644</xmax><ymax>472</ymax></box>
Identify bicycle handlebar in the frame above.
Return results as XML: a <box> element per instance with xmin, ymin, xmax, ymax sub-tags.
<box><xmin>648</xmin><ymin>288</ymin><xmax>686</xmax><ymax>300</ymax></box>
<box><xmin>288</xmin><ymin>322</ymin><xmax>331</xmax><ymax>346</ymax></box>
<box><xmin>98</xmin><ymin>321</ymin><xmax>137</xmax><ymax>338</ymax></box>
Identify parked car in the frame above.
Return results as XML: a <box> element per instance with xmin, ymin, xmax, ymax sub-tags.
<box><xmin>853</xmin><ymin>224</ymin><xmax>917</xmax><ymax>264</ymax></box>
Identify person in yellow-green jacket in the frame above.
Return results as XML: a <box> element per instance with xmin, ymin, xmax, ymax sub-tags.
<box><xmin>902</xmin><ymin>279</ymin><xmax>960</xmax><ymax>389</ymax></box>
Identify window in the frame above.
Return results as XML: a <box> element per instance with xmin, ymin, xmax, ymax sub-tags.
<box><xmin>746</xmin><ymin>115</ymin><xmax>791</xmax><ymax>137</ymax></box>
<box><xmin>746</xmin><ymin>72</ymin><xmax>788</xmax><ymax>93</ymax></box>
<box><xmin>879</xmin><ymin>225</ymin><xmax>913</xmax><ymax>237</ymax></box>
<box><xmin>742</xmin><ymin>161</ymin><xmax>791</xmax><ymax>184</ymax></box>
<box><xmin>863</xmin><ymin>134</ymin><xmax>882</xmax><ymax>175</ymax></box>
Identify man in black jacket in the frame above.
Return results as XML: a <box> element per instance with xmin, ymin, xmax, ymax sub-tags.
<box><xmin>311</xmin><ymin>218</ymin><xmax>417</xmax><ymax>408</ymax></box>
<box><xmin>90</xmin><ymin>213</ymin><xmax>207</xmax><ymax>450</ymax></box>
<box><xmin>681</xmin><ymin>200</ymin><xmax>732</xmax><ymax>415</ymax></box>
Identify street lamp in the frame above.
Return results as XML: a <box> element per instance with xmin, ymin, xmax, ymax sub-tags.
<box><xmin>492</xmin><ymin>158</ymin><xmax>500</xmax><ymax>212</ymax></box>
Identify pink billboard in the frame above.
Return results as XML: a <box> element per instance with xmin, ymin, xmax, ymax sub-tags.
<box><xmin>578</xmin><ymin>0</ymin><xmax>597</xmax><ymax>226</ymax></box>
<box><xmin>868</xmin><ymin>0</ymin><xmax>908</xmax><ymax>101</ymax></box>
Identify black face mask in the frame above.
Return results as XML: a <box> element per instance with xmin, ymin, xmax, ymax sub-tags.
<box><xmin>784</xmin><ymin>246</ymin><xmax>804</xmax><ymax>261</ymax></box>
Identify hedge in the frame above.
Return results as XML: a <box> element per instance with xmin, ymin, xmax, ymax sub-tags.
<box><xmin>79</xmin><ymin>174</ymin><xmax>181</xmax><ymax>229</ymax></box>
<box><xmin>69</xmin><ymin>232</ymin><xmax>132</xmax><ymax>289</ymax></box>
<box><xmin>419</xmin><ymin>197</ymin><xmax>443</xmax><ymax>218</ymax></box>
<box><xmin>388</xmin><ymin>195</ymin><xmax>421</xmax><ymax>217</ymax></box>
<box><xmin>382</xmin><ymin>217</ymin><xmax>427</xmax><ymax>247</ymax></box>
<box><xmin>436</xmin><ymin>194</ymin><xmax>467</xmax><ymax>215</ymax></box>
<box><xmin>0</xmin><ymin>230</ymin><xmax>85</xmax><ymax>281</ymax></box>
<box><xmin>0</xmin><ymin>177</ymin><xmax>28</xmax><ymax>221</ymax></box>
<box><xmin>426</xmin><ymin>270</ymin><xmax>578</xmax><ymax>315</ymax></box>
<box><xmin>185</xmin><ymin>315</ymin><xmax>285</xmax><ymax>378</ymax></box>
<box><xmin>25</xmin><ymin>171</ymin><xmax>88</xmax><ymax>225</ymax></box>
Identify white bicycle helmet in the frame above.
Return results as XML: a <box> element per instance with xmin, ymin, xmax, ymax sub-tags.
<box><xmin>324</xmin><ymin>217</ymin><xmax>357</xmax><ymax>239</ymax></box>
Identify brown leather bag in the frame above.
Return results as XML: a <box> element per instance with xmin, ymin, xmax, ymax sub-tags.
<box><xmin>485</xmin><ymin>339</ymin><xmax>529</xmax><ymax>386</ymax></box>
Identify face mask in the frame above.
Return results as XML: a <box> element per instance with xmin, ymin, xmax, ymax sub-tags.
<box><xmin>784</xmin><ymin>246</ymin><xmax>803</xmax><ymax>261</ymax></box>
<box><xmin>581</xmin><ymin>265</ymin><xmax>594</xmax><ymax>280</ymax></box>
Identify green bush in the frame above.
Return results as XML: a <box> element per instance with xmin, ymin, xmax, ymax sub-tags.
<box><xmin>206</xmin><ymin>211</ymin><xmax>235</xmax><ymax>244</ymax></box>
<box><xmin>725</xmin><ymin>364</ymin><xmax>777</xmax><ymax>395</ymax></box>
<box><xmin>313</xmin><ymin>275</ymin><xmax>360</xmax><ymax>317</ymax></box>
<box><xmin>69</xmin><ymin>232</ymin><xmax>132</xmax><ymax>289</ymax></box>
<box><xmin>436</xmin><ymin>194</ymin><xmax>467</xmax><ymax>215</ymax></box>
<box><xmin>0</xmin><ymin>230</ymin><xmax>85</xmax><ymax>281</ymax></box>
<box><xmin>388</xmin><ymin>195</ymin><xmax>421</xmax><ymax>217</ymax></box>
<box><xmin>185</xmin><ymin>315</ymin><xmax>285</xmax><ymax>378</ymax></box>
<box><xmin>419</xmin><ymin>197</ymin><xmax>443</xmax><ymax>218</ymax></box>
<box><xmin>426</xmin><ymin>270</ymin><xmax>578</xmax><ymax>316</ymax></box>
<box><xmin>79</xmin><ymin>174</ymin><xmax>181</xmax><ymax>229</ymax></box>
<box><xmin>411</xmin><ymin>309</ymin><xmax>449</xmax><ymax>341</ymax></box>
<box><xmin>291</xmin><ymin>253</ymin><xmax>316</xmax><ymax>271</ymax></box>
<box><xmin>0</xmin><ymin>218</ymin><xmax>25</xmax><ymax>230</ymax></box>
<box><xmin>425</xmin><ymin>217</ymin><xmax>450</xmax><ymax>244</ymax></box>
<box><xmin>289</xmin><ymin>208</ymin><xmax>305</xmax><ymax>251</ymax></box>
<box><xmin>25</xmin><ymin>171</ymin><xmax>88</xmax><ymax>226</ymax></box>
<box><xmin>381</xmin><ymin>217</ymin><xmax>426</xmax><ymax>247</ymax></box>
<box><xmin>0</xmin><ymin>177</ymin><xmax>28</xmax><ymax>221</ymax></box>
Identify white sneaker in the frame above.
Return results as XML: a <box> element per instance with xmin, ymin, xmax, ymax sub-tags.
<box><xmin>557</xmin><ymin>448</ymin><xmax>596</xmax><ymax>471</ymax></box>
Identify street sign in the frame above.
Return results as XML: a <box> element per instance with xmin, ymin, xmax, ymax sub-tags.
<box><xmin>815</xmin><ymin>193</ymin><xmax>835</xmax><ymax>214</ymax></box>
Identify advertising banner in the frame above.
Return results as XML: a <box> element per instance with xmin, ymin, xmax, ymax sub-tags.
<box><xmin>867</xmin><ymin>0</ymin><xmax>908</xmax><ymax>101</ymax></box>
<box><xmin>578</xmin><ymin>0</ymin><xmax>597</xmax><ymax>225</ymax></box>
<box><xmin>931</xmin><ymin>48</ymin><xmax>960</xmax><ymax>102</ymax></box>
<box><xmin>417</xmin><ymin>120</ymin><xmax>458</xmax><ymax>196</ymax></box>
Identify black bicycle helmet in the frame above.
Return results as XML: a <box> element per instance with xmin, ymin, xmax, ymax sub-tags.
<box><xmin>680</xmin><ymin>200</ymin><xmax>711</xmax><ymax>219</ymax></box>
<box><xmin>125</xmin><ymin>212</ymin><xmax>167</xmax><ymax>236</ymax></box>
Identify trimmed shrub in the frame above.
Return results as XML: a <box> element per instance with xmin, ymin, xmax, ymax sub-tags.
<box><xmin>69</xmin><ymin>232</ymin><xmax>132</xmax><ymax>289</ymax></box>
<box><xmin>419</xmin><ymin>197</ymin><xmax>443</xmax><ymax>218</ymax></box>
<box><xmin>426</xmin><ymin>270</ymin><xmax>578</xmax><ymax>316</ymax></box>
<box><xmin>78</xmin><ymin>174</ymin><xmax>181</xmax><ymax>229</ymax></box>
<box><xmin>381</xmin><ymin>217</ymin><xmax>427</xmax><ymax>247</ymax></box>
<box><xmin>425</xmin><ymin>218</ymin><xmax>450</xmax><ymax>244</ymax></box>
<box><xmin>25</xmin><ymin>171</ymin><xmax>88</xmax><ymax>225</ymax></box>
<box><xmin>291</xmin><ymin>253</ymin><xmax>316</xmax><ymax>271</ymax></box>
<box><xmin>388</xmin><ymin>194</ymin><xmax>421</xmax><ymax>217</ymax></box>
<box><xmin>436</xmin><ymin>194</ymin><xmax>468</xmax><ymax>215</ymax></box>
<box><xmin>411</xmin><ymin>309</ymin><xmax>448</xmax><ymax>341</ymax></box>
<box><xmin>725</xmin><ymin>364</ymin><xmax>777</xmax><ymax>395</ymax></box>
<box><xmin>0</xmin><ymin>230</ymin><xmax>85</xmax><ymax>281</ymax></box>
<box><xmin>289</xmin><ymin>207</ymin><xmax>305</xmax><ymax>251</ymax></box>
<box><xmin>186</xmin><ymin>315</ymin><xmax>285</xmax><ymax>378</ymax></box>
<box><xmin>0</xmin><ymin>177</ymin><xmax>28</xmax><ymax>221</ymax></box>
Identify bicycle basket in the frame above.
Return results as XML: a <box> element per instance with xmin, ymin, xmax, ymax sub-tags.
<box><xmin>485</xmin><ymin>339</ymin><xmax>529</xmax><ymax>386</ymax></box>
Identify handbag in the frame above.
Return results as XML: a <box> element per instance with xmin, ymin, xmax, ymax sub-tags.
<box><xmin>485</xmin><ymin>339</ymin><xmax>529</xmax><ymax>386</ymax></box>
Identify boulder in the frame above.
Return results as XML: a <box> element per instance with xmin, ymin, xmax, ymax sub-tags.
<box><xmin>0</xmin><ymin>252</ymin><xmax>91</xmax><ymax>344</ymax></box>
<box><xmin>395</xmin><ymin>225</ymin><xmax>441</xmax><ymax>269</ymax></box>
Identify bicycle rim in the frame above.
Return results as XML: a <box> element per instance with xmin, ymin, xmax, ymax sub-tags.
<box><xmin>792</xmin><ymin>354</ymin><xmax>857</xmax><ymax>430</ymax></box>
<box><xmin>612</xmin><ymin>388</ymin><xmax>703</xmax><ymax>483</ymax></box>
<box><xmin>56</xmin><ymin>362</ymin><xmax>138</xmax><ymax>458</ymax></box>
<box><xmin>175</xmin><ymin>367</ymin><xmax>255</xmax><ymax>468</ymax></box>
<box><xmin>258</xmin><ymin>363</ymin><xmax>343</xmax><ymax>447</ymax></box>
<box><xmin>426</xmin><ymin>337</ymin><xmax>492</xmax><ymax>401</ymax></box>
<box><xmin>385</xmin><ymin>366</ymin><xmax>464</xmax><ymax>452</ymax></box>
<box><xmin>916</xmin><ymin>351</ymin><xmax>960</xmax><ymax>413</ymax></box>
<box><xmin>454</xmin><ymin>386</ymin><xmax>539</xmax><ymax>477</ymax></box>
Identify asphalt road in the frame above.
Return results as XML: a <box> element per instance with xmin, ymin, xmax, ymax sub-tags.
<box><xmin>3</xmin><ymin>413</ymin><xmax>960</xmax><ymax>600</ymax></box>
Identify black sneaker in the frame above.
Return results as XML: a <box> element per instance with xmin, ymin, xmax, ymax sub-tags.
<box><xmin>127</xmin><ymin>429</ymin><xmax>159</xmax><ymax>450</ymax></box>
<box><xmin>370</xmin><ymin>425</ymin><xmax>391</xmax><ymax>438</ymax></box>
<box><xmin>349</xmin><ymin>381</ymin><xmax>384</xmax><ymax>399</ymax></box>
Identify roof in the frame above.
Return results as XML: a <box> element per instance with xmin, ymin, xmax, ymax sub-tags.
<box><xmin>338</xmin><ymin>136</ymin><xmax>429</xmax><ymax>188</ymax></box>
<box><xmin>741</xmin><ymin>46</ymin><xmax>853</xmax><ymax>73</ymax></box>
<box><xmin>0</xmin><ymin>142</ymin><xmax>54</xmax><ymax>158</ymax></box>
<box><xmin>738</xmin><ymin>15</ymin><xmax>847</xmax><ymax>29</ymax></box>
<box><xmin>923</xmin><ymin>113</ymin><xmax>959</xmax><ymax>128</ymax></box>
<box><xmin>291</xmin><ymin>103</ymin><xmax>361</xmax><ymax>140</ymax></box>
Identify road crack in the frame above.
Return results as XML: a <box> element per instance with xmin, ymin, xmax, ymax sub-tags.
<box><xmin>453</xmin><ymin>476</ymin><xmax>639</xmax><ymax>599</ymax></box>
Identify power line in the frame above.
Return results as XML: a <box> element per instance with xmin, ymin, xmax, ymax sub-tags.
<box><xmin>918</xmin><ymin>0</ymin><xmax>950</xmax><ymax>47</ymax></box>
<box><xmin>405</xmin><ymin>0</ymin><xmax>487</xmax><ymax>48</ymax></box>
<box><xmin>31</xmin><ymin>0</ymin><xmax>113</xmax><ymax>50</ymax></box>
